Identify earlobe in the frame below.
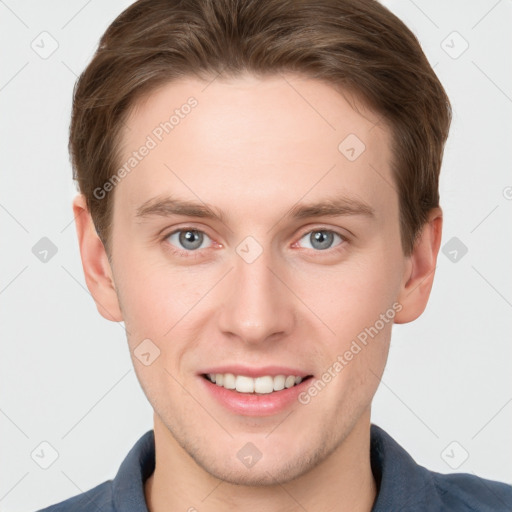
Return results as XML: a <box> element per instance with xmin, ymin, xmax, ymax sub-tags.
<box><xmin>394</xmin><ymin>208</ymin><xmax>443</xmax><ymax>324</ymax></box>
<box><xmin>72</xmin><ymin>194</ymin><xmax>123</xmax><ymax>322</ymax></box>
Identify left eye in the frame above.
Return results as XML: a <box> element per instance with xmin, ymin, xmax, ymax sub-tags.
<box><xmin>167</xmin><ymin>229</ymin><xmax>212</xmax><ymax>251</ymax></box>
<box><xmin>298</xmin><ymin>230</ymin><xmax>344</xmax><ymax>251</ymax></box>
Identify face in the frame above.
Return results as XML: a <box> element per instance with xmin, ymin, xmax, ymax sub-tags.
<box><xmin>105</xmin><ymin>74</ymin><xmax>410</xmax><ymax>484</ymax></box>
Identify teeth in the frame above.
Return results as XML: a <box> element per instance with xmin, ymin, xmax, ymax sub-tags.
<box><xmin>206</xmin><ymin>373</ymin><xmax>306</xmax><ymax>394</ymax></box>
<box><xmin>254</xmin><ymin>376</ymin><xmax>274</xmax><ymax>394</ymax></box>
<box><xmin>285</xmin><ymin>375</ymin><xmax>295</xmax><ymax>388</ymax></box>
<box><xmin>223</xmin><ymin>373</ymin><xmax>236</xmax><ymax>389</ymax></box>
<box><xmin>273</xmin><ymin>375</ymin><xmax>285</xmax><ymax>391</ymax></box>
<box><xmin>236</xmin><ymin>375</ymin><xmax>254</xmax><ymax>393</ymax></box>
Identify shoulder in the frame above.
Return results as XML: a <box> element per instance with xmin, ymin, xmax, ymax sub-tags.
<box><xmin>35</xmin><ymin>480</ymin><xmax>113</xmax><ymax>512</ymax></box>
<box><xmin>370</xmin><ymin>424</ymin><xmax>512</xmax><ymax>511</ymax></box>
<box><xmin>431</xmin><ymin>470</ymin><xmax>512</xmax><ymax>511</ymax></box>
<box><xmin>34</xmin><ymin>429</ymin><xmax>154</xmax><ymax>512</ymax></box>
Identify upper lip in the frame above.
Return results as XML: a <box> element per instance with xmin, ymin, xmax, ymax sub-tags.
<box><xmin>198</xmin><ymin>365</ymin><xmax>312</xmax><ymax>378</ymax></box>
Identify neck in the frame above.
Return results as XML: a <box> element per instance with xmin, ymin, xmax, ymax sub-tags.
<box><xmin>145</xmin><ymin>411</ymin><xmax>377</xmax><ymax>512</ymax></box>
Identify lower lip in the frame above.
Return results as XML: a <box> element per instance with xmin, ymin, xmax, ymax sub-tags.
<box><xmin>199</xmin><ymin>375</ymin><xmax>312</xmax><ymax>416</ymax></box>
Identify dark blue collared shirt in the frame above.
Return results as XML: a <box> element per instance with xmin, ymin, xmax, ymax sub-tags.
<box><xmin>37</xmin><ymin>425</ymin><xmax>512</xmax><ymax>511</ymax></box>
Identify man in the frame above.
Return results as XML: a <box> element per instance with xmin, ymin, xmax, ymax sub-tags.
<box><xmin>38</xmin><ymin>0</ymin><xmax>511</xmax><ymax>510</ymax></box>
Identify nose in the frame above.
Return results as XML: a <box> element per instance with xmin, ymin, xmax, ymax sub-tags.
<box><xmin>216</xmin><ymin>245</ymin><xmax>296</xmax><ymax>345</ymax></box>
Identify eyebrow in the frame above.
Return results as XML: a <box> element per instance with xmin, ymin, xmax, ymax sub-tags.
<box><xmin>287</xmin><ymin>196</ymin><xmax>375</xmax><ymax>219</ymax></box>
<box><xmin>134</xmin><ymin>195</ymin><xmax>375</xmax><ymax>223</ymax></box>
<box><xmin>135</xmin><ymin>196</ymin><xmax>226</xmax><ymax>222</ymax></box>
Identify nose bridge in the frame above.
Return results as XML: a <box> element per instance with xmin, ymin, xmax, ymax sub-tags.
<box><xmin>217</xmin><ymin>241</ymin><xmax>294</xmax><ymax>343</ymax></box>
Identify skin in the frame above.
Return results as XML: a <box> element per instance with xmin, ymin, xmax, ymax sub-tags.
<box><xmin>73</xmin><ymin>73</ymin><xmax>442</xmax><ymax>512</ymax></box>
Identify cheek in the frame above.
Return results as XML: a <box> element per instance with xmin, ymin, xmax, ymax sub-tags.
<box><xmin>113</xmin><ymin>254</ymin><xmax>206</xmax><ymax>346</ymax></box>
<box><xmin>291</xmin><ymin>248</ymin><xmax>400</xmax><ymax>404</ymax></box>
<box><xmin>297</xmin><ymin>253</ymin><xmax>400</xmax><ymax>340</ymax></box>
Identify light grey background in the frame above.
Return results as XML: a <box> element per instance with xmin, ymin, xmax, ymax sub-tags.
<box><xmin>1</xmin><ymin>1</ymin><xmax>511</xmax><ymax>511</ymax></box>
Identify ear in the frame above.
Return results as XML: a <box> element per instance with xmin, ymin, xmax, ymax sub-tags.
<box><xmin>394</xmin><ymin>207</ymin><xmax>443</xmax><ymax>324</ymax></box>
<box><xmin>72</xmin><ymin>194</ymin><xmax>123</xmax><ymax>322</ymax></box>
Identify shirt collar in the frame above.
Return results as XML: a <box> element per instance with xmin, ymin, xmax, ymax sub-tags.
<box><xmin>110</xmin><ymin>425</ymin><xmax>440</xmax><ymax>511</ymax></box>
<box><xmin>112</xmin><ymin>429</ymin><xmax>154</xmax><ymax>512</ymax></box>
<box><xmin>370</xmin><ymin>424</ymin><xmax>441</xmax><ymax>511</ymax></box>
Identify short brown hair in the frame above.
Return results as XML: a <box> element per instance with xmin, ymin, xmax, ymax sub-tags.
<box><xmin>70</xmin><ymin>0</ymin><xmax>451</xmax><ymax>256</ymax></box>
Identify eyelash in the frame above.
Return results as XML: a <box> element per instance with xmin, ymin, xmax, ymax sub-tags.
<box><xmin>161</xmin><ymin>227</ymin><xmax>348</xmax><ymax>258</ymax></box>
<box><xmin>161</xmin><ymin>228</ymin><xmax>214</xmax><ymax>259</ymax></box>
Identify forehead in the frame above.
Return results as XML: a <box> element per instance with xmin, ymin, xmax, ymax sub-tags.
<box><xmin>115</xmin><ymin>74</ymin><xmax>396</xmax><ymax>224</ymax></box>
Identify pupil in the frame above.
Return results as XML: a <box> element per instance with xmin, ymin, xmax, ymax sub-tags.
<box><xmin>180</xmin><ymin>230</ymin><xmax>202</xmax><ymax>249</ymax></box>
<box><xmin>311</xmin><ymin>231</ymin><xmax>333</xmax><ymax>250</ymax></box>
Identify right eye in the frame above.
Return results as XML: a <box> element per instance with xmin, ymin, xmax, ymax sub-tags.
<box><xmin>166</xmin><ymin>229</ymin><xmax>213</xmax><ymax>252</ymax></box>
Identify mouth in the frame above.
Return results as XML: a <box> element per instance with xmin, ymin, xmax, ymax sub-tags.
<box><xmin>201</xmin><ymin>372</ymin><xmax>314</xmax><ymax>395</ymax></box>
<box><xmin>198</xmin><ymin>365</ymin><xmax>315</xmax><ymax>416</ymax></box>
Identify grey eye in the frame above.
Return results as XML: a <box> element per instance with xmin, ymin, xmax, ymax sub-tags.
<box><xmin>299</xmin><ymin>230</ymin><xmax>343</xmax><ymax>251</ymax></box>
<box><xmin>168</xmin><ymin>229</ymin><xmax>209</xmax><ymax>250</ymax></box>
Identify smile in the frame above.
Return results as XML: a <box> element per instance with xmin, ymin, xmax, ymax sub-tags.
<box><xmin>203</xmin><ymin>373</ymin><xmax>311</xmax><ymax>394</ymax></box>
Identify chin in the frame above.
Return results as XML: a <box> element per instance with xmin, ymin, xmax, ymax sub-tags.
<box><xmin>191</xmin><ymin>451</ymin><xmax>316</xmax><ymax>487</ymax></box>
<box><xmin>176</xmin><ymin>427</ymin><xmax>338</xmax><ymax>487</ymax></box>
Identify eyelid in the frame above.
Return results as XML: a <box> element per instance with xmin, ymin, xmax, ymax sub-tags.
<box><xmin>295</xmin><ymin>226</ymin><xmax>350</xmax><ymax>242</ymax></box>
<box><xmin>159</xmin><ymin>225</ymin><xmax>349</xmax><ymax>257</ymax></box>
<box><xmin>292</xmin><ymin>227</ymin><xmax>349</xmax><ymax>252</ymax></box>
<box><xmin>160</xmin><ymin>226</ymin><xmax>218</xmax><ymax>258</ymax></box>
<box><xmin>160</xmin><ymin>224</ymin><xmax>215</xmax><ymax>241</ymax></box>
<box><xmin>164</xmin><ymin>226</ymin><xmax>214</xmax><ymax>242</ymax></box>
